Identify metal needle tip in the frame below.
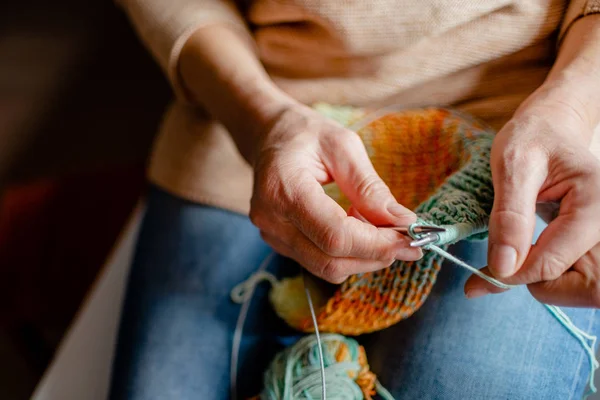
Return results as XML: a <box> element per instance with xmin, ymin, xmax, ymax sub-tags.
<box><xmin>410</xmin><ymin>233</ymin><xmax>440</xmax><ymax>247</ymax></box>
<box><xmin>412</xmin><ymin>225</ymin><xmax>446</xmax><ymax>234</ymax></box>
<box><xmin>389</xmin><ymin>225</ymin><xmax>446</xmax><ymax>234</ymax></box>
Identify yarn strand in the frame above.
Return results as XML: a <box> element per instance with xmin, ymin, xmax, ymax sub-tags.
<box><xmin>231</xmin><ymin>244</ymin><xmax>599</xmax><ymax>400</ymax></box>
<box><xmin>230</xmin><ymin>253</ymin><xmax>276</xmax><ymax>400</ymax></box>
<box><xmin>427</xmin><ymin>245</ymin><xmax>516</xmax><ymax>290</ymax></box>
<box><xmin>232</xmin><ymin>258</ymin><xmax>397</xmax><ymax>400</ymax></box>
<box><xmin>544</xmin><ymin>304</ymin><xmax>598</xmax><ymax>398</ymax></box>
<box><xmin>425</xmin><ymin>244</ymin><xmax>598</xmax><ymax>398</ymax></box>
<box><xmin>303</xmin><ymin>270</ymin><xmax>327</xmax><ymax>400</ymax></box>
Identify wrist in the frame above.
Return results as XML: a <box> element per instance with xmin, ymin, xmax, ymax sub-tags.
<box><xmin>231</xmin><ymin>83</ymin><xmax>298</xmax><ymax>164</ymax></box>
<box><xmin>234</xmin><ymin>79</ymin><xmax>296</xmax><ymax>137</ymax></box>
<box><xmin>527</xmin><ymin>14</ymin><xmax>600</xmax><ymax>136</ymax></box>
<box><xmin>177</xmin><ymin>24</ymin><xmax>297</xmax><ymax>163</ymax></box>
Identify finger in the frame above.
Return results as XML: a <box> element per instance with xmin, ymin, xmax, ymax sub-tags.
<box><xmin>488</xmin><ymin>137</ymin><xmax>547</xmax><ymax>278</ymax></box>
<box><xmin>526</xmin><ymin>241</ymin><xmax>600</xmax><ymax>307</ymax></box>
<box><xmin>284</xmin><ymin>170</ymin><xmax>422</xmax><ymax>261</ymax></box>
<box><xmin>505</xmin><ymin>159</ymin><xmax>600</xmax><ymax>286</ymax></box>
<box><xmin>465</xmin><ymin>241</ymin><xmax>600</xmax><ymax>304</ymax></box>
<box><xmin>505</xmin><ymin>215</ymin><xmax>596</xmax><ymax>286</ymax></box>
<box><xmin>260</xmin><ymin>230</ymin><xmax>395</xmax><ymax>284</ymax></box>
<box><xmin>321</xmin><ymin>130</ymin><xmax>416</xmax><ymax>227</ymax></box>
<box><xmin>464</xmin><ymin>266</ymin><xmax>510</xmax><ymax>298</ymax></box>
<box><xmin>527</xmin><ymin>270</ymin><xmax>597</xmax><ymax>307</ymax></box>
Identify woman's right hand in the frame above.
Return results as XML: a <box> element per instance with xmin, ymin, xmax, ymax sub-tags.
<box><xmin>249</xmin><ymin>102</ymin><xmax>422</xmax><ymax>283</ymax></box>
<box><xmin>177</xmin><ymin>25</ymin><xmax>420</xmax><ymax>282</ymax></box>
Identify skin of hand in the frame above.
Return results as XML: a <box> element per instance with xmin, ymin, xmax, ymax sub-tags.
<box><xmin>465</xmin><ymin>15</ymin><xmax>600</xmax><ymax>307</ymax></box>
<box><xmin>179</xmin><ymin>25</ymin><xmax>421</xmax><ymax>284</ymax></box>
<box><xmin>249</xmin><ymin>103</ymin><xmax>422</xmax><ymax>283</ymax></box>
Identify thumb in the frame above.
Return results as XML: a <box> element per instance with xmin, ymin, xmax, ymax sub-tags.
<box><xmin>488</xmin><ymin>144</ymin><xmax>546</xmax><ymax>278</ymax></box>
<box><xmin>325</xmin><ymin>132</ymin><xmax>416</xmax><ymax>226</ymax></box>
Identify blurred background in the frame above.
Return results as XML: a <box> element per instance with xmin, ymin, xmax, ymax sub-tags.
<box><xmin>0</xmin><ymin>0</ymin><xmax>170</xmax><ymax>397</ymax></box>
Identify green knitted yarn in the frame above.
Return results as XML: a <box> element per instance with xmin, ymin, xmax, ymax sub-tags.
<box><xmin>415</xmin><ymin>133</ymin><xmax>493</xmax><ymax>243</ymax></box>
<box><xmin>407</xmin><ymin>127</ymin><xmax>495</xmax><ymax>279</ymax></box>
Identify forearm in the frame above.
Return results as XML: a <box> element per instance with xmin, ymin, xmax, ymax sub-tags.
<box><xmin>518</xmin><ymin>15</ymin><xmax>600</xmax><ymax>139</ymax></box>
<box><xmin>178</xmin><ymin>25</ymin><xmax>293</xmax><ymax>163</ymax></box>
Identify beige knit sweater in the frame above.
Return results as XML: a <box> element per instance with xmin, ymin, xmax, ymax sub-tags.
<box><xmin>119</xmin><ymin>0</ymin><xmax>600</xmax><ymax>215</ymax></box>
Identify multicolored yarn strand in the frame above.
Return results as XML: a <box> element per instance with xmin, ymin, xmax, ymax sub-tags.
<box><xmin>230</xmin><ymin>105</ymin><xmax>598</xmax><ymax>400</ymax></box>
<box><xmin>411</xmin><ymin>237</ymin><xmax>598</xmax><ymax>397</ymax></box>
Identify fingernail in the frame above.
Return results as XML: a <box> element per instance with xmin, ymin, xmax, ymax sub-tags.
<box><xmin>466</xmin><ymin>288</ymin><xmax>489</xmax><ymax>299</ymax></box>
<box><xmin>489</xmin><ymin>244</ymin><xmax>517</xmax><ymax>277</ymax></box>
<box><xmin>387</xmin><ymin>203</ymin><xmax>414</xmax><ymax>219</ymax></box>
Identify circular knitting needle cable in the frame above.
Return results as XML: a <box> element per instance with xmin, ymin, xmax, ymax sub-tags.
<box><xmin>303</xmin><ymin>270</ymin><xmax>326</xmax><ymax>400</ymax></box>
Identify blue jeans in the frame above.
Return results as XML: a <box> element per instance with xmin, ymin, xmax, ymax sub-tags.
<box><xmin>109</xmin><ymin>187</ymin><xmax>599</xmax><ymax>399</ymax></box>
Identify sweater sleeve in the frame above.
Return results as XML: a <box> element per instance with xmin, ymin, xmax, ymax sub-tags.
<box><xmin>117</xmin><ymin>0</ymin><xmax>252</xmax><ymax>100</ymax></box>
<box><xmin>560</xmin><ymin>0</ymin><xmax>600</xmax><ymax>40</ymax></box>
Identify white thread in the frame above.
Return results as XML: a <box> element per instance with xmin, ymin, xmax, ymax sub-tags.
<box><xmin>231</xmin><ymin>269</ymin><xmax>279</xmax><ymax>304</ymax></box>
<box><xmin>428</xmin><ymin>245</ymin><xmax>516</xmax><ymax>290</ymax></box>
<box><xmin>230</xmin><ymin>253</ymin><xmax>276</xmax><ymax>400</ymax></box>
<box><xmin>230</xmin><ymin>256</ymin><xmax>326</xmax><ymax>400</ymax></box>
<box><xmin>231</xmin><ymin>244</ymin><xmax>599</xmax><ymax>400</ymax></box>
<box><xmin>545</xmin><ymin>304</ymin><xmax>598</xmax><ymax>398</ymax></box>
<box><xmin>428</xmin><ymin>244</ymin><xmax>598</xmax><ymax>398</ymax></box>
<box><xmin>303</xmin><ymin>270</ymin><xmax>327</xmax><ymax>400</ymax></box>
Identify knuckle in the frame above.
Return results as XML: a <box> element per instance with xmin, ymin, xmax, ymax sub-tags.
<box><xmin>495</xmin><ymin>141</ymin><xmax>547</xmax><ymax>178</ymax></box>
<box><xmin>319</xmin><ymin>258</ymin><xmax>346</xmax><ymax>284</ymax></box>
<box><xmin>253</xmin><ymin>166</ymin><xmax>297</xmax><ymax>214</ymax></box>
<box><xmin>317</xmin><ymin>225</ymin><xmax>350</xmax><ymax>256</ymax></box>
<box><xmin>325</xmin><ymin>129</ymin><xmax>367</xmax><ymax>160</ymax></box>
<box><xmin>342</xmin><ymin>130</ymin><xmax>365</xmax><ymax>148</ymax></box>
<box><xmin>377</xmin><ymin>247</ymin><xmax>397</xmax><ymax>262</ymax></box>
<box><xmin>370</xmin><ymin>237</ymin><xmax>397</xmax><ymax>260</ymax></box>
<box><xmin>490</xmin><ymin>209</ymin><xmax>531</xmax><ymax>234</ymax></box>
<box><xmin>355</xmin><ymin>174</ymin><xmax>389</xmax><ymax>201</ymax></box>
<box><xmin>538</xmin><ymin>253</ymin><xmax>567</xmax><ymax>282</ymax></box>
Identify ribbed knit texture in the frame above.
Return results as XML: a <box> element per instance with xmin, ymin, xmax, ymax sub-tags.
<box><xmin>270</xmin><ymin>106</ymin><xmax>495</xmax><ymax>335</ymax></box>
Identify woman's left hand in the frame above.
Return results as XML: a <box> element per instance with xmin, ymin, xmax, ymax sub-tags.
<box><xmin>464</xmin><ymin>91</ymin><xmax>600</xmax><ymax>307</ymax></box>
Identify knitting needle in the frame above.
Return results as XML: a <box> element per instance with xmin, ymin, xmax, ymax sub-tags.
<box><xmin>384</xmin><ymin>225</ymin><xmax>445</xmax><ymax>247</ymax></box>
<box><xmin>409</xmin><ymin>232</ymin><xmax>440</xmax><ymax>247</ymax></box>
<box><xmin>387</xmin><ymin>225</ymin><xmax>446</xmax><ymax>235</ymax></box>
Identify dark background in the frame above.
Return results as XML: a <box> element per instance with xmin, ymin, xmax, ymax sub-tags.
<box><xmin>0</xmin><ymin>0</ymin><xmax>171</xmax><ymax>397</ymax></box>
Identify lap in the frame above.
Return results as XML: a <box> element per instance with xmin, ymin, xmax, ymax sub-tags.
<box><xmin>110</xmin><ymin>187</ymin><xmax>292</xmax><ymax>399</ymax></box>
<box><xmin>365</xmin><ymin>238</ymin><xmax>599</xmax><ymax>399</ymax></box>
<box><xmin>110</xmin><ymin>187</ymin><xmax>599</xmax><ymax>400</ymax></box>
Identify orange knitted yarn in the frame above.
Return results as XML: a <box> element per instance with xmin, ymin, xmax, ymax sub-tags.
<box><xmin>269</xmin><ymin>106</ymin><xmax>495</xmax><ymax>335</ymax></box>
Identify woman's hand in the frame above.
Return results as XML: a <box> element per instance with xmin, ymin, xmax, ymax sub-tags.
<box><xmin>250</xmin><ymin>103</ymin><xmax>422</xmax><ymax>283</ymax></box>
<box><xmin>178</xmin><ymin>25</ymin><xmax>420</xmax><ymax>283</ymax></box>
<box><xmin>464</xmin><ymin>100</ymin><xmax>600</xmax><ymax>306</ymax></box>
<box><xmin>464</xmin><ymin>15</ymin><xmax>600</xmax><ymax>306</ymax></box>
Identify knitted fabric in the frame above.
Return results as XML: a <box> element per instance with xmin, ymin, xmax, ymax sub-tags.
<box><xmin>269</xmin><ymin>106</ymin><xmax>495</xmax><ymax>335</ymax></box>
